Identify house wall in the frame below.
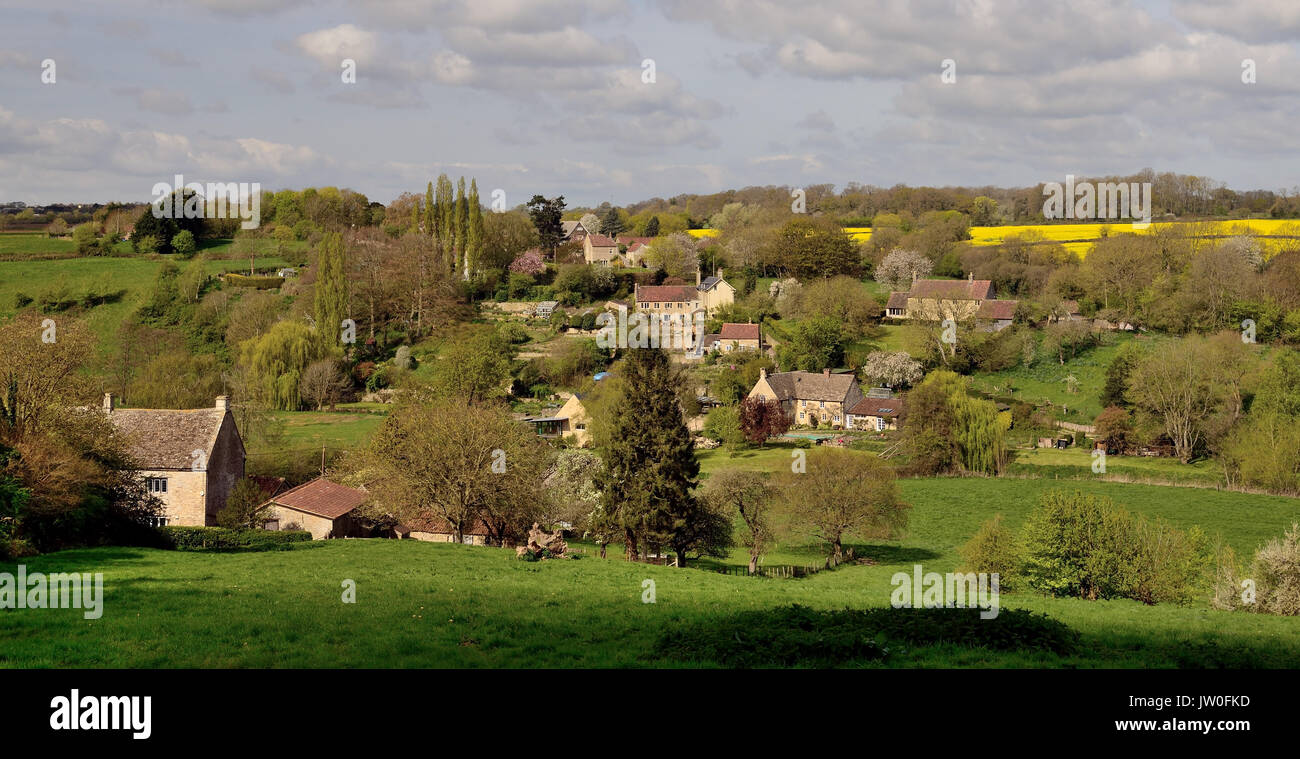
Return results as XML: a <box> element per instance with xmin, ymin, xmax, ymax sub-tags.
<box><xmin>906</xmin><ymin>297</ymin><xmax>981</xmax><ymax>321</ymax></box>
<box><xmin>204</xmin><ymin>412</ymin><xmax>246</xmax><ymax>525</ymax></box>
<box><xmin>719</xmin><ymin>338</ymin><xmax>760</xmax><ymax>352</ymax></box>
<box><xmin>140</xmin><ymin>469</ymin><xmax>208</xmax><ymax>526</ymax></box>
<box><xmin>408</xmin><ymin>531</ymin><xmax>488</xmax><ymax>546</ymax></box>
<box><xmin>266</xmin><ymin>505</ymin><xmax>336</xmax><ymax>539</ymax></box>
<box><xmin>793</xmin><ymin>399</ymin><xmax>848</xmax><ymax>427</ymax></box>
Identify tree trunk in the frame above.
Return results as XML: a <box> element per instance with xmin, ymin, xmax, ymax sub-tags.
<box><xmin>623</xmin><ymin>528</ymin><xmax>638</xmax><ymax>561</ymax></box>
<box><xmin>832</xmin><ymin>538</ymin><xmax>843</xmax><ymax>563</ymax></box>
<box><xmin>599</xmin><ymin>542</ymin><xmax>607</xmax><ymax>559</ymax></box>
<box><xmin>748</xmin><ymin>553</ymin><xmax>758</xmax><ymax>575</ymax></box>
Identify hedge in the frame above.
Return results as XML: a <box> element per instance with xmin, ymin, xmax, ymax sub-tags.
<box><xmin>223</xmin><ymin>273</ymin><xmax>283</xmax><ymax>289</ymax></box>
<box><xmin>157</xmin><ymin>526</ymin><xmax>312</xmax><ymax>552</ymax></box>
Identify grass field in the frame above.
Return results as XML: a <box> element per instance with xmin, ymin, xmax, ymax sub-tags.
<box><xmin>248</xmin><ymin>410</ymin><xmax>387</xmax><ymax>457</ymax></box>
<box><xmin>3</xmin><ymin>476</ymin><xmax>1297</xmax><ymax>668</ymax></box>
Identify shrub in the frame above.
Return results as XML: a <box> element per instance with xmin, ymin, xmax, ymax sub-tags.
<box><xmin>959</xmin><ymin>514</ymin><xmax>1020</xmax><ymax>589</ymax></box>
<box><xmin>1215</xmin><ymin>523</ymin><xmax>1300</xmax><ymax>615</ymax></box>
<box><xmin>158</xmin><ymin>526</ymin><xmax>312</xmax><ymax>551</ymax></box>
<box><xmin>1018</xmin><ymin>490</ymin><xmax>1209</xmax><ymax>604</ymax></box>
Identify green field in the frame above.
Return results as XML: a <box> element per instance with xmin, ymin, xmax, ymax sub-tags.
<box><xmin>3</xmin><ymin>477</ymin><xmax>1297</xmax><ymax>668</ymax></box>
<box><xmin>0</xmin><ymin>231</ymin><xmax>77</xmax><ymax>258</ymax></box>
<box><xmin>254</xmin><ymin>410</ymin><xmax>387</xmax><ymax>455</ymax></box>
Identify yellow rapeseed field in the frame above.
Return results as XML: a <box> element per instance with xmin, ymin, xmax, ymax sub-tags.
<box><xmin>689</xmin><ymin>219</ymin><xmax>1300</xmax><ymax>258</ymax></box>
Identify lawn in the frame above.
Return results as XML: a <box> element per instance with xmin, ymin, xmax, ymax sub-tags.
<box><xmin>3</xmin><ymin>476</ymin><xmax>1298</xmax><ymax>668</ymax></box>
<box><xmin>1007</xmin><ymin>446</ymin><xmax>1224</xmax><ymax>488</ymax></box>
<box><xmin>249</xmin><ymin>410</ymin><xmax>387</xmax><ymax>457</ymax></box>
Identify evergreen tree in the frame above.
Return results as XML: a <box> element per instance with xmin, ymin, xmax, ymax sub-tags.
<box><xmin>600</xmin><ymin>206</ymin><xmax>626</xmax><ymax>239</ymax></box>
<box><xmin>595</xmin><ymin>348</ymin><xmax>721</xmax><ymax>565</ymax></box>
<box><xmin>644</xmin><ymin>215</ymin><xmax>660</xmax><ymax>237</ymax></box>
<box><xmin>313</xmin><ymin>232</ymin><xmax>349</xmax><ymax>356</ymax></box>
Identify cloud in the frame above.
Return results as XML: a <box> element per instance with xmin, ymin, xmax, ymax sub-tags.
<box><xmin>250</xmin><ymin>65</ymin><xmax>296</xmax><ymax>94</ymax></box>
<box><xmin>796</xmin><ymin>109</ymin><xmax>835</xmax><ymax>131</ymax></box>
<box><xmin>295</xmin><ymin>23</ymin><xmax>379</xmax><ymax>66</ymax></box>
<box><xmin>112</xmin><ymin>87</ymin><xmax>195</xmax><ymax>116</ymax></box>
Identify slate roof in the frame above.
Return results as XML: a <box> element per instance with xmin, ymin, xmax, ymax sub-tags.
<box><xmin>908</xmin><ymin>278</ymin><xmax>994</xmax><ymax>301</ymax></box>
<box><xmin>267</xmin><ymin>477</ymin><xmax>368</xmax><ymax>520</ymax></box>
<box><xmin>109</xmin><ymin>407</ymin><xmax>230</xmax><ymax>470</ymax></box>
<box><xmin>850</xmin><ymin>397</ymin><xmax>904</xmax><ymax>418</ymax></box>
<box><xmin>763</xmin><ymin>371</ymin><xmax>859</xmax><ymax>403</ymax></box>
<box><xmin>719</xmin><ymin>323</ymin><xmax>760</xmax><ymax>340</ymax></box>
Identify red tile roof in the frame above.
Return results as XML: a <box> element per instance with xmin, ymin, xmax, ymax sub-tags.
<box><xmin>586</xmin><ymin>234</ymin><xmax>618</xmax><ymax>247</ymax></box>
<box><xmin>908</xmin><ymin>278</ymin><xmax>994</xmax><ymax>301</ymax></box>
<box><xmin>850</xmin><ymin>397</ymin><xmax>904</xmax><ymax>417</ymax></box>
<box><xmin>267</xmin><ymin>477</ymin><xmax>368</xmax><ymax>520</ymax></box>
<box><xmin>976</xmin><ymin>299</ymin><xmax>1018</xmax><ymax>320</ymax></box>
<box><xmin>637</xmin><ymin>285</ymin><xmax>698</xmax><ymax>303</ymax></box>
<box><xmin>719</xmin><ymin>323</ymin><xmax>760</xmax><ymax>340</ymax></box>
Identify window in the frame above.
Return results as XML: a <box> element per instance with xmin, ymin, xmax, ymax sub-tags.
<box><xmin>146</xmin><ymin>477</ymin><xmax>168</xmax><ymax>494</ymax></box>
<box><xmin>876</xmin><ymin>417</ymin><xmax>886</xmax><ymax>431</ymax></box>
<box><xmin>819</xmin><ymin>401</ymin><xmax>825</xmax><ymax>409</ymax></box>
<box><xmin>145</xmin><ymin>516</ymin><xmax>169</xmax><ymax>527</ymax></box>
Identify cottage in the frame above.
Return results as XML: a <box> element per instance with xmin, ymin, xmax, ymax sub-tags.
<box><xmin>583</xmin><ymin>233</ymin><xmax>621</xmax><ymax>266</ymax></box>
<box><xmin>884</xmin><ymin>274</ymin><xmax>1016</xmax><ymax>326</ymax></box>
<box><xmin>523</xmin><ymin>393</ymin><xmax>590</xmax><ymax>446</ymax></box>
<box><xmin>847</xmin><ymin>393</ymin><xmax>905</xmax><ymax>431</ymax></box>
<box><xmin>561</xmin><ymin>220</ymin><xmax>589</xmax><ymax>242</ymax></box>
<box><xmin>261</xmin><ymin>477</ymin><xmax>369</xmax><ymax>539</ymax></box>
<box><xmin>104</xmin><ymin>394</ymin><xmax>245</xmax><ymax>527</ymax></box>
<box><xmin>717</xmin><ymin>322</ymin><xmax>762</xmax><ymax>352</ymax></box>
<box><xmin>396</xmin><ymin>516</ymin><xmax>492</xmax><ymax>545</ymax></box>
<box><xmin>747</xmin><ymin>368</ymin><xmax>864</xmax><ymax>429</ymax></box>
<box><xmin>975</xmin><ymin>298</ymin><xmax>1018</xmax><ymax>331</ymax></box>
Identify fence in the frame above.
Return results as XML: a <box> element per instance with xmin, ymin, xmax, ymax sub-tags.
<box><xmin>713</xmin><ymin>548</ymin><xmax>854</xmax><ymax>579</ymax></box>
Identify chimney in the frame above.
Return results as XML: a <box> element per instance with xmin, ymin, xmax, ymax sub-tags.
<box><xmin>102</xmin><ymin>392</ymin><xmax>115</xmax><ymax>413</ymax></box>
<box><xmin>968</xmin><ymin>272</ymin><xmax>974</xmax><ymax>282</ymax></box>
<box><xmin>759</xmin><ymin>368</ymin><xmax>767</xmax><ymax>380</ymax></box>
<box><xmin>215</xmin><ymin>395</ymin><xmax>230</xmax><ymax>411</ymax></box>
<box><xmin>696</xmin><ymin>268</ymin><xmax>701</xmax><ymax>287</ymax></box>
<box><xmin>823</xmin><ymin>368</ymin><xmax>831</xmax><ymax>377</ymax></box>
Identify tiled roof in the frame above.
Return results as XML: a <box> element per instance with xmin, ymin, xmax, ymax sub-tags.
<box><xmin>586</xmin><ymin>234</ymin><xmax>617</xmax><ymax>247</ymax></box>
<box><xmin>699</xmin><ymin>276</ymin><xmax>726</xmax><ymax>291</ymax></box>
<box><xmin>637</xmin><ymin>285</ymin><xmax>699</xmax><ymax>303</ymax></box>
<box><xmin>850</xmin><ymin>397</ymin><xmax>904</xmax><ymax>417</ymax></box>
<box><xmin>763</xmin><ymin>371</ymin><xmax>859</xmax><ymax>404</ymax></box>
<box><xmin>886</xmin><ymin>292</ymin><xmax>909</xmax><ymax>309</ymax></box>
<box><xmin>268</xmin><ymin>477</ymin><xmax>368</xmax><ymax>520</ymax></box>
<box><xmin>976</xmin><ymin>299</ymin><xmax>1018</xmax><ymax>320</ymax></box>
<box><xmin>109</xmin><ymin>407</ymin><xmax>229</xmax><ymax>470</ymax></box>
<box><xmin>908</xmin><ymin>278</ymin><xmax>994</xmax><ymax>301</ymax></box>
<box><xmin>719</xmin><ymin>323</ymin><xmax>760</xmax><ymax>340</ymax></box>
<box><xmin>1061</xmin><ymin>299</ymin><xmax>1081</xmax><ymax>314</ymax></box>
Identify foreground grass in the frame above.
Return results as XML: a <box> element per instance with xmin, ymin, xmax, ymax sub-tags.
<box><xmin>3</xmin><ymin>478</ymin><xmax>1297</xmax><ymax>668</ymax></box>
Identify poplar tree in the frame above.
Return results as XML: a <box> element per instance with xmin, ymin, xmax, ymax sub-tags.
<box><xmin>436</xmin><ymin>174</ymin><xmax>454</xmax><ymax>274</ymax></box>
<box><xmin>455</xmin><ymin>177</ymin><xmax>468</xmax><ymax>278</ymax></box>
<box><xmin>424</xmin><ymin>181</ymin><xmax>434</xmax><ymax>236</ymax></box>
<box><xmin>466</xmin><ymin>179</ymin><xmax>483</xmax><ymax>280</ymax></box>
<box><xmin>313</xmin><ymin>231</ymin><xmax>349</xmax><ymax>356</ymax></box>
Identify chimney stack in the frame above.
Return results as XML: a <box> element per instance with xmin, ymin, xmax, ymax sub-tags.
<box><xmin>823</xmin><ymin>368</ymin><xmax>831</xmax><ymax>377</ymax></box>
<box><xmin>968</xmin><ymin>272</ymin><xmax>974</xmax><ymax>282</ymax></box>
<box><xmin>215</xmin><ymin>395</ymin><xmax>230</xmax><ymax>411</ymax></box>
<box><xmin>103</xmin><ymin>392</ymin><xmax>115</xmax><ymax>413</ymax></box>
<box><xmin>759</xmin><ymin>368</ymin><xmax>767</xmax><ymax>380</ymax></box>
<box><xmin>696</xmin><ymin>267</ymin><xmax>701</xmax><ymax>287</ymax></box>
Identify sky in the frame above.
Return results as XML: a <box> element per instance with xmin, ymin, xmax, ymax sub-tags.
<box><xmin>2</xmin><ymin>0</ymin><xmax>1300</xmax><ymax>207</ymax></box>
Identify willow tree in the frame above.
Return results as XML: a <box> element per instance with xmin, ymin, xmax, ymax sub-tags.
<box><xmin>239</xmin><ymin>320</ymin><xmax>316</xmax><ymax>411</ymax></box>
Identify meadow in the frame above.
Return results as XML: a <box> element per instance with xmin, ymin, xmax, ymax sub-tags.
<box><xmin>3</xmin><ymin>476</ymin><xmax>1297</xmax><ymax>668</ymax></box>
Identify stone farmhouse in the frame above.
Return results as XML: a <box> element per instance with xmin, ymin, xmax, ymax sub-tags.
<box><xmin>748</xmin><ymin>368</ymin><xmax>864</xmax><ymax>429</ymax></box>
<box><xmin>885</xmin><ymin>274</ymin><xmax>1019</xmax><ymax>331</ymax></box>
<box><xmin>634</xmin><ymin>270</ymin><xmax>736</xmax><ymax>320</ymax></box>
<box><xmin>104</xmin><ymin>394</ymin><xmax>245</xmax><ymax>527</ymax></box>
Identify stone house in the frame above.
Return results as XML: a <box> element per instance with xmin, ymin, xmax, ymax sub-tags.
<box><xmin>524</xmin><ymin>393</ymin><xmax>590</xmax><ymax>446</ymax></box>
<box><xmin>262</xmin><ymin>477</ymin><xmax>369</xmax><ymax>539</ymax></box>
<box><xmin>846</xmin><ymin>392</ymin><xmax>905</xmax><ymax>432</ymax></box>
<box><xmin>717</xmin><ymin>322</ymin><xmax>761</xmax><ymax>352</ymax></box>
<box><xmin>104</xmin><ymin>394</ymin><xmax>245</xmax><ymax>527</ymax></box>
<box><xmin>396</xmin><ymin>516</ymin><xmax>492</xmax><ymax>545</ymax></box>
<box><xmin>747</xmin><ymin>368</ymin><xmax>864</xmax><ymax>429</ymax></box>
<box><xmin>583</xmin><ymin>233</ymin><xmax>621</xmax><ymax>265</ymax></box>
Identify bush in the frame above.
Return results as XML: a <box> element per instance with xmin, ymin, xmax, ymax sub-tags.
<box><xmin>1018</xmin><ymin>490</ymin><xmax>1209</xmax><ymax>604</ymax></box>
<box><xmin>1214</xmin><ymin>523</ymin><xmax>1300</xmax><ymax>615</ymax></box>
<box><xmin>959</xmin><ymin>514</ymin><xmax>1020</xmax><ymax>589</ymax></box>
<box><xmin>158</xmin><ymin>526</ymin><xmax>312</xmax><ymax>552</ymax></box>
